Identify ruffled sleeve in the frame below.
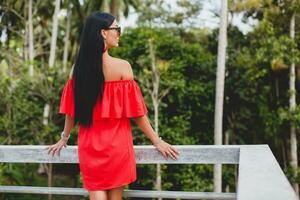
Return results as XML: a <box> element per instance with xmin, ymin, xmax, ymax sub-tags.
<box><xmin>93</xmin><ymin>79</ymin><xmax>148</xmax><ymax>119</ymax></box>
<box><xmin>58</xmin><ymin>79</ymin><xmax>148</xmax><ymax>120</ymax></box>
<box><xmin>59</xmin><ymin>79</ymin><xmax>75</xmax><ymax>117</ymax></box>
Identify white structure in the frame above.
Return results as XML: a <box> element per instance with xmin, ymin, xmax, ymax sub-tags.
<box><xmin>0</xmin><ymin>145</ymin><xmax>298</xmax><ymax>200</ymax></box>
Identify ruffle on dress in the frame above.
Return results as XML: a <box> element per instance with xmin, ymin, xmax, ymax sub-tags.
<box><xmin>59</xmin><ymin>79</ymin><xmax>148</xmax><ymax>119</ymax></box>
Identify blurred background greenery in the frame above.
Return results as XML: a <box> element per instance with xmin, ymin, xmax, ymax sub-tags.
<box><xmin>1</xmin><ymin>0</ymin><xmax>300</xmax><ymax>199</ymax></box>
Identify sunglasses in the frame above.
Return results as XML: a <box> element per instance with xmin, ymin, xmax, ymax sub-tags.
<box><xmin>104</xmin><ymin>26</ymin><xmax>121</xmax><ymax>35</ymax></box>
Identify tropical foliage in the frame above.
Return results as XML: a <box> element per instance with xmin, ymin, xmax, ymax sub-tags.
<box><xmin>1</xmin><ymin>0</ymin><xmax>300</xmax><ymax>199</ymax></box>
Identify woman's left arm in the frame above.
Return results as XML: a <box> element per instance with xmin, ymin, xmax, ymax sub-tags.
<box><xmin>46</xmin><ymin>114</ymin><xmax>74</xmax><ymax>156</ymax></box>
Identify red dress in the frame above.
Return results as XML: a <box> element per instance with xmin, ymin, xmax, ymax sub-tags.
<box><xmin>59</xmin><ymin>79</ymin><xmax>148</xmax><ymax>191</ymax></box>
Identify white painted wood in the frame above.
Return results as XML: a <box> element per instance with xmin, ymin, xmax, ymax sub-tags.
<box><xmin>0</xmin><ymin>186</ymin><xmax>236</xmax><ymax>199</ymax></box>
<box><xmin>237</xmin><ymin>145</ymin><xmax>298</xmax><ymax>200</ymax></box>
<box><xmin>0</xmin><ymin>145</ymin><xmax>240</xmax><ymax>164</ymax></box>
<box><xmin>0</xmin><ymin>145</ymin><xmax>298</xmax><ymax>199</ymax></box>
<box><xmin>0</xmin><ymin>186</ymin><xmax>88</xmax><ymax>196</ymax></box>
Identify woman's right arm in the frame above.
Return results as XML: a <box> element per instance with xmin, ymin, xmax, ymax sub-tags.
<box><xmin>133</xmin><ymin>115</ymin><xmax>180</xmax><ymax>160</ymax></box>
<box><xmin>46</xmin><ymin>114</ymin><xmax>74</xmax><ymax>156</ymax></box>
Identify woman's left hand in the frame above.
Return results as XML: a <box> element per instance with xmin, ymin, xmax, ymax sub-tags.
<box><xmin>153</xmin><ymin>139</ymin><xmax>180</xmax><ymax>160</ymax></box>
<box><xmin>46</xmin><ymin>138</ymin><xmax>68</xmax><ymax>157</ymax></box>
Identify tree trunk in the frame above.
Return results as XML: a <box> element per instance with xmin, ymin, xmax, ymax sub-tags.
<box><xmin>155</xmin><ymin>102</ymin><xmax>162</xmax><ymax>200</ymax></box>
<box><xmin>149</xmin><ymin>38</ymin><xmax>162</xmax><ymax>200</ymax></box>
<box><xmin>110</xmin><ymin>0</ymin><xmax>120</xmax><ymax>20</ymax></box>
<box><xmin>224</xmin><ymin>129</ymin><xmax>230</xmax><ymax>192</ymax></box>
<box><xmin>44</xmin><ymin>1</ymin><xmax>60</xmax><ymax>199</ymax></box>
<box><xmin>47</xmin><ymin>163</ymin><xmax>53</xmax><ymax>200</ymax></box>
<box><xmin>42</xmin><ymin>103</ymin><xmax>53</xmax><ymax>200</ymax></box>
<box><xmin>48</xmin><ymin>0</ymin><xmax>60</xmax><ymax>68</ymax></box>
<box><xmin>28</xmin><ymin>0</ymin><xmax>34</xmax><ymax>76</ymax></box>
<box><xmin>102</xmin><ymin>0</ymin><xmax>110</xmax><ymax>12</ymax></box>
<box><xmin>214</xmin><ymin>0</ymin><xmax>228</xmax><ymax>193</ymax></box>
<box><xmin>63</xmin><ymin>7</ymin><xmax>72</xmax><ymax>73</ymax></box>
<box><xmin>23</xmin><ymin>2</ymin><xmax>28</xmax><ymax>62</ymax></box>
<box><xmin>289</xmin><ymin>12</ymin><xmax>299</xmax><ymax>196</ymax></box>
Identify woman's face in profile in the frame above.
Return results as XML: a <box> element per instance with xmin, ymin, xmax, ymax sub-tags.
<box><xmin>102</xmin><ymin>19</ymin><xmax>120</xmax><ymax>48</ymax></box>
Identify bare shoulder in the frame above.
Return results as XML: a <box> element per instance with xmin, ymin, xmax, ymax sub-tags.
<box><xmin>113</xmin><ymin>57</ymin><xmax>130</xmax><ymax>67</ymax></box>
<box><xmin>112</xmin><ymin>57</ymin><xmax>134</xmax><ymax>80</ymax></box>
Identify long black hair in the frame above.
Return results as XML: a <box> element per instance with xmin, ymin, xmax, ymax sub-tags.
<box><xmin>72</xmin><ymin>12</ymin><xmax>115</xmax><ymax>127</ymax></box>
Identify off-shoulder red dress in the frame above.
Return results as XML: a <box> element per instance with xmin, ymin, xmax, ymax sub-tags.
<box><xmin>59</xmin><ymin>79</ymin><xmax>148</xmax><ymax>191</ymax></box>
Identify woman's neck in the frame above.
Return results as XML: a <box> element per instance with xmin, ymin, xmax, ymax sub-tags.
<box><xmin>102</xmin><ymin>50</ymin><xmax>110</xmax><ymax>59</ymax></box>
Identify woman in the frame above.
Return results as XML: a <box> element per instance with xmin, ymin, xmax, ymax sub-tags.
<box><xmin>46</xmin><ymin>11</ymin><xmax>180</xmax><ymax>200</ymax></box>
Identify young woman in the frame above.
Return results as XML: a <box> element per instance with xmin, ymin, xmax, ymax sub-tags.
<box><xmin>46</xmin><ymin>11</ymin><xmax>180</xmax><ymax>200</ymax></box>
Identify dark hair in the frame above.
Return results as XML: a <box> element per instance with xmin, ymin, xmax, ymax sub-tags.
<box><xmin>72</xmin><ymin>11</ymin><xmax>115</xmax><ymax>127</ymax></box>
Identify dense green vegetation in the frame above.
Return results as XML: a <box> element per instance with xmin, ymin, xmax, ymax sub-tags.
<box><xmin>1</xmin><ymin>0</ymin><xmax>300</xmax><ymax>199</ymax></box>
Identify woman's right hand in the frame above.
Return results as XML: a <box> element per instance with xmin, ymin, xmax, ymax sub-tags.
<box><xmin>46</xmin><ymin>138</ymin><xmax>68</xmax><ymax>157</ymax></box>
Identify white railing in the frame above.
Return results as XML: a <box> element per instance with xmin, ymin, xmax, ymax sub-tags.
<box><xmin>0</xmin><ymin>145</ymin><xmax>298</xmax><ymax>200</ymax></box>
